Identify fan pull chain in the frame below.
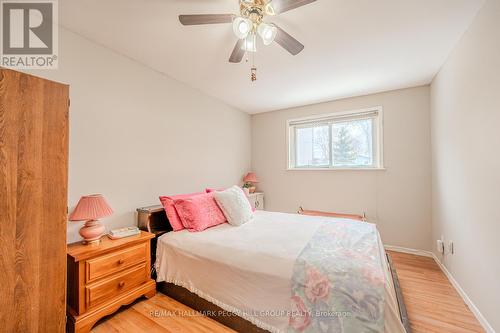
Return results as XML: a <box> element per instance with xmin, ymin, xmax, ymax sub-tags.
<box><xmin>251</xmin><ymin>51</ymin><xmax>257</xmax><ymax>82</ymax></box>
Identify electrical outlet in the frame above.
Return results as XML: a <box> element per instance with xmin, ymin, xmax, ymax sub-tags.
<box><xmin>448</xmin><ymin>241</ymin><xmax>454</xmax><ymax>255</ymax></box>
<box><xmin>436</xmin><ymin>239</ymin><xmax>445</xmax><ymax>254</ymax></box>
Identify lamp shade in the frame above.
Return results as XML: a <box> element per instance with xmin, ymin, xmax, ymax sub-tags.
<box><xmin>258</xmin><ymin>23</ymin><xmax>277</xmax><ymax>46</ymax></box>
<box><xmin>243</xmin><ymin>172</ymin><xmax>259</xmax><ymax>183</ymax></box>
<box><xmin>232</xmin><ymin>17</ymin><xmax>252</xmax><ymax>39</ymax></box>
<box><xmin>69</xmin><ymin>194</ymin><xmax>113</xmax><ymax>221</ymax></box>
<box><xmin>242</xmin><ymin>33</ymin><xmax>257</xmax><ymax>52</ymax></box>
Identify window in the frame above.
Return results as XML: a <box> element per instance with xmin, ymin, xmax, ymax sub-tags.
<box><xmin>288</xmin><ymin>108</ymin><xmax>383</xmax><ymax>170</ymax></box>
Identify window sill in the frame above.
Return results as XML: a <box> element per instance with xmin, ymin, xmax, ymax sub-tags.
<box><xmin>286</xmin><ymin>167</ymin><xmax>386</xmax><ymax>171</ymax></box>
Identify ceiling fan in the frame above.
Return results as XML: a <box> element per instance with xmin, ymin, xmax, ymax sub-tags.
<box><xmin>179</xmin><ymin>0</ymin><xmax>317</xmax><ymax>65</ymax></box>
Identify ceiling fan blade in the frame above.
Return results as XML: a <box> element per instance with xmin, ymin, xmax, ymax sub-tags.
<box><xmin>229</xmin><ymin>39</ymin><xmax>246</xmax><ymax>63</ymax></box>
<box><xmin>273</xmin><ymin>25</ymin><xmax>304</xmax><ymax>55</ymax></box>
<box><xmin>271</xmin><ymin>0</ymin><xmax>317</xmax><ymax>14</ymax></box>
<box><xmin>179</xmin><ymin>14</ymin><xmax>235</xmax><ymax>26</ymax></box>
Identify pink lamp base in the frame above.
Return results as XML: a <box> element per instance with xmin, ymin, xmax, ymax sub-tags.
<box><xmin>79</xmin><ymin>220</ymin><xmax>105</xmax><ymax>245</ymax></box>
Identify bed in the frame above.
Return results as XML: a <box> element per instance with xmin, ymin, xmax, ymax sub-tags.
<box><xmin>139</xmin><ymin>207</ymin><xmax>410</xmax><ymax>333</ymax></box>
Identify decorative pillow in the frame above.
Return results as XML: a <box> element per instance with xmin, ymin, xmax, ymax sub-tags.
<box><xmin>159</xmin><ymin>192</ymin><xmax>204</xmax><ymax>231</ymax></box>
<box><xmin>206</xmin><ymin>187</ymin><xmax>257</xmax><ymax>212</ymax></box>
<box><xmin>213</xmin><ymin>186</ymin><xmax>254</xmax><ymax>226</ymax></box>
<box><xmin>174</xmin><ymin>193</ymin><xmax>227</xmax><ymax>232</ymax></box>
<box><xmin>205</xmin><ymin>188</ymin><xmax>224</xmax><ymax>193</ymax></box>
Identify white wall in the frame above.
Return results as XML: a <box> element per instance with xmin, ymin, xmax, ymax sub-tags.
<box><xmin>430</xmin><ymin>0</ymin><xmax>499</xmax><ymax>331</ymax></box>
<box><xmin>251</xmin><ymin>86</ymin><xmax>432</xmax><ymax>250</ymax></box>
<box><xmin>26</xmin><ymin>28</ymin><xmax>251</xmax><ymax>243</ymax></box>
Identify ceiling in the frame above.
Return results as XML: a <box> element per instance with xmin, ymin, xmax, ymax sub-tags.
<box><xmin>59</xmin><ymin>0</ymin><xmax>485</xmax><ymax>114</ymax></box>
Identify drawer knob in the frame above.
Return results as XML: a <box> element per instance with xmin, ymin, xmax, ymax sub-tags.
<box><xmin>118</xmin><ymin>259</ymin><xmax>125</xmax><ymax>264</ymax></box>
<box><xmin>118</xmin><ymin>281</ymin><xmax>125</xmax><ymax>288</ymax></box>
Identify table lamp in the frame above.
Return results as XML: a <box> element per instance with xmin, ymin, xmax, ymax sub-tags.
<box><xmin>69</xmin><ymin>194</ymin><xmax>113</xmax><ymax>244</ymax></box>
<box><xmin>243</xmin><ymin>172</ymin><xmax>259</xmax><ymax>194</ymax></box>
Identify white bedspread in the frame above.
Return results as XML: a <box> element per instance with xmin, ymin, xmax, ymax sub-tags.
<box><xmin>156</xmin><ymin>211</ymin><xmax>406</xmax><ymax>333</ymax></box>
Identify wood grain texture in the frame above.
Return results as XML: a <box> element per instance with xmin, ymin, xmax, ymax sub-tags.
<box><xmin>298</xmin><ymin>207</ymin><xmax>365</xmax><ymax>221</ymax></box>
<box><xmin>274</xmin><ymin>25</ymin><xmax>304</xmax><ymax>55</ymax></box>
<box><xmin>67</xmin><ymin>232</ymin><xmax>156</xmax><ymax>333</ymax></box>
<box><xmin>136</xmin><ymin>205</ymin><xmax>171</xmax><ymax>235</ymax></box>
<box><xmin>86</xmin><ymin>243</ymin><xmax>148</xmax><ymax>282</ymax></box>
<box><xmin>229</xmin><ymin>39</ymin><xmax>245</xmax><ymax>64</ymax></box>
<box><xmin>86</xmin><ymin>264</ymin><xmax>148</xmax><ymax>309</ymax></box>
<box><xmin>388</xmin><ymin>251</ymin><xmax>485</xmax><ymax>333</ymax></box>
<box><xmin>91</xmin><ymin>293</ymin><xmax>236</xmax><ymax>333</ymax></box>
<box><xmin>179</xmin><ymin>14</ymin><xmax>234</xmax><ymax>26</ymax></box>
<box><xmin>67</xmin><ymin>231</ymin><xmax>154</xmax><ymax>261</ymax></box>
<box><xmin>68</xmin><ymin>280</ymin><xmax>156</xmax><ymax>333</ymax></box>
<box><xmin>0</xmin><ymin>68</ymin><xmax>69</xmax><ymax>333</ymax></box>
<box><xmin>272</xmin><ymin>0</ymin><xmax>317</xmax><ymax>14</ymax></box>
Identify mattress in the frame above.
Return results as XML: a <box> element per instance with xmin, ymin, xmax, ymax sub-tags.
<box><xmin>156</xmin><ymin>211</ymin><xmax>406</xmax><ymax>333</ymax></box>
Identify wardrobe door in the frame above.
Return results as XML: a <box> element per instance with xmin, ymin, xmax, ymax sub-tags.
<box><xmin>0</xmin><ymin>69</ymin><xmax>69</xmax><ymax>333</ymax></box>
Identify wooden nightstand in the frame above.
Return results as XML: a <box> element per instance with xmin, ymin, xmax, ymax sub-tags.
<box><xmin>248</xmin><ymin>192</ymin><xmax>265</xmax><ymax>210</ymax></box>
<box><xmin>66</xmin><ymin>231</ymin><xmax>156</xmax><ymax>333</ymax></box>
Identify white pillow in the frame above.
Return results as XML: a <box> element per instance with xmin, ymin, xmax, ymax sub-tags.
<box><xmin>214</xmin><ymin>186</ymin><xmax>254</xmax><ymax>226</ymax></box>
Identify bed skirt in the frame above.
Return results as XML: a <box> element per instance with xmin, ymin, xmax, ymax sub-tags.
<box><xmin>157</xmin><ymin>282</ymin><xmax>268</xmax><ymax>333</ymax></box>
<box><xmin>156</xmin><ymin>252</ymin><xmax>411</xmax><ymax>333</ymax></box>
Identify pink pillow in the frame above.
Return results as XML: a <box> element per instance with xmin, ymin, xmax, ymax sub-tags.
<box><xmin>205</xmin><ymin>188</ymin><xmax>223</xmax><ymax>193</ymax></box>
<box><xmin>174</xmin><ymin>193</ymin><xmax>227</xmax><ymax>232</ymax></box>
<box><xmin>206</xmin><ymin>188</ymin><xmax>256</xmax><ymax>212</ymax></box>
<box><xmin>159</xmin><ymin>192</ymin><xmax>204</xmax><ymax>231</ymax></box>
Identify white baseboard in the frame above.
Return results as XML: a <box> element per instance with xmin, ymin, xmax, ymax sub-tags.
<box><xmin>384</xmin><ymin>244</ymin><xmax>434</xmax><ymax>257</ymax></box>
<box><xmin>385</xmin><ymin>245</ymin><xmax>496</xmax><ymax>333</ymax></box>
<box><xmin>430</xmin><ymin>253</ymin><xmax>495</xmax><ymax>333</ymax></box>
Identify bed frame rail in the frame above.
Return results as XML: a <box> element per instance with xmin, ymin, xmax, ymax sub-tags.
<box><xmin>387</xmin><ymin>253</ymin><xmax>412</xmax><ymax>333</ymax></box>
<box><xmin>139</xmin><ymin>205</ymin><xmax>411</xmax><ymax>333</ymax></box>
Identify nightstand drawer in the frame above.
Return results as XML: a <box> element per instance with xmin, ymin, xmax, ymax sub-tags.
<box><xmin>86</xmin><ymin>264</ymin><xmax>147</xmax><ymax>309</ymax></box>
<box><xmin>86</xmin><ymin>243</ymin><xmax>147</xmax><ymax>283</ymax></box>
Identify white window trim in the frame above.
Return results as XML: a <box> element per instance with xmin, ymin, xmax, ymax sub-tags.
<box><xmin>286</xmin><ymin>107</ymin><xmax>385</xmax><ymax>171</ymax></box>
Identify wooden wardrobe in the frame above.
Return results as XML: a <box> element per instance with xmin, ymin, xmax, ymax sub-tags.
<box><xmin>0</xmin><ymin>68</ymin><xmax>69</xmax><ymax>333</ymax></box>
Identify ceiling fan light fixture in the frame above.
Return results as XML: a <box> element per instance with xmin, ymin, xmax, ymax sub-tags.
<box><xmin>233</xmin><ymin>17</ymin><xmax>253</xmax><ymax>39</ymax></box>
<box><xmin>257</xmin><ymin>23</ymin><xmax>277</xmax><ymax>46</ymax></box>
<box><xmin>242</xmin><ymin>33</ymin><xmax>257</xmax><ymax>52</ymax></box>
<box><xmin>264</xmin><ymin>2</ymin><xmax>276</xmax><ymax>16</ymax></box>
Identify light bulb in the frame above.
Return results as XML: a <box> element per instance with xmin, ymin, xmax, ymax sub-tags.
<box><xmin>240</xmin><ymin>21</ymin><xmax>250</xmax><ymax>34</ymax></box>
<box><xmin>233</xmin><ymin>17</ymin><xmax>252</xmax><ymax>39</ymax></box>
<box><xmin>257</xmin><ymin>23</ymin><xmax>277</xmax><ymax>46</ymax></box>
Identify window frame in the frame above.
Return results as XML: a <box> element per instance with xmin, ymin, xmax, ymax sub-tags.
<box><xmin>286</xmin><ymin>107</ymin><xmax>385</xmax><ymax>171</ymax></box>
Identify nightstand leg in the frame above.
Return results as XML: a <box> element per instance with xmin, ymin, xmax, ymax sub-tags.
<box><xmin>67</xmin><ymin>317</ymin><xmax>93</xmax><ymax>333</ymax></box>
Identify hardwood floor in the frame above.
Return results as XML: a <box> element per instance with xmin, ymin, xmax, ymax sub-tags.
<box><xmin>388</xmin><ymin>251</ymin><xmax>484</xmax><ymax>333</ymax></box>
<box><xmin>91</xmin><ymin>293</ymin><xmax>235</xmax><ymax>333</ymax></box>
<box><xmin>92</xmin><ymin>252</ymin><xmax>484</xmax><ymax>333</ymax></box>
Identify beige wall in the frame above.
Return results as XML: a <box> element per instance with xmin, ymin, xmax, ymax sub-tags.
<box><xmin>251</xmin><ymin>86</ymin><xmax>432</xmax><ymax>250</ymax></box>
<box><xmin>431</xmin><ymin>0</ymin><xmax>499</xmax><ymax>331</ymax></box>
<box><xmin>26</xmin><ymin>28</ymin><xmax>251</xmax><ymax>243</ymax></box>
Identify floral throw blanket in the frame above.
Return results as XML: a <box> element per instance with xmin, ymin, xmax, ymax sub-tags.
<box><xmin>288</xmin><ymin>220</ymin><xmax>386</xmax><ymax>333</ymax></box>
